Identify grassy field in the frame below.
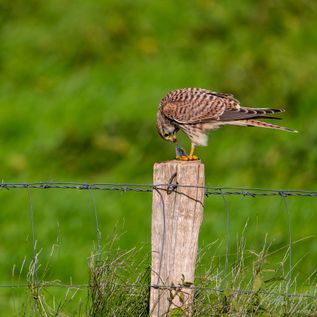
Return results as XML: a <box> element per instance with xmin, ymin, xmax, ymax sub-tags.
<box><xmin>1</xmin><ymin>0</ymin><xmax>317</xmax><ymax>315</ymax></box>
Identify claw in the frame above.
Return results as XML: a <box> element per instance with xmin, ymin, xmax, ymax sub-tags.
<box><xmin>188</xmin><ymin>155</ymin><xmax>199</xmax><ymax>161</ymax></box>
<box><xmin>176</xmin><ymin>155</ymin><xmax>190</xmax><ymax>161</ymax></box>
<box><xmin>176</xmin><ymin>155</ymin><xmax>199</xmax><ymax>161</ymax></box>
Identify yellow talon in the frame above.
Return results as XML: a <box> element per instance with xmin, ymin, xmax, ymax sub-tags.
<box><xmin>176</xmin><ymin>155</ymin><xmax>190</xmax><ymax>161</ymax></box>
<box><xmin>176</xmin><ymin>155</ymin><xmax>199</xmax><ymax>161</ymax></box>
<box><xmin>188</xmin><ymin>155</ymin><xmax>199</xmax><ymax>161</ymax></box>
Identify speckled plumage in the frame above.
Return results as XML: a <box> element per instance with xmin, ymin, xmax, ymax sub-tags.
<box><xmin>156</xmin><ymin>88</ymin><xmax>297</xmax><ymax>159</ymax></box>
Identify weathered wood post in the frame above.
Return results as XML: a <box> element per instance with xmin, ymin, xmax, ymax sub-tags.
<box><xmin>150</xmin><ymin>160</ymin><xmax>205</xmax><ymax>316</ymax></box>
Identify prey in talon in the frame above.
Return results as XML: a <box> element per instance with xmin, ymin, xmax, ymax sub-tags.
<box><xmin>156</xmin><ymin>88</ymin><xmax>297</xmax><ymax>160</ymax></box>
<box><xmin>176</xmin><ymin>145</ymin><xmax>199</xmax><ymax>161</ymax></box>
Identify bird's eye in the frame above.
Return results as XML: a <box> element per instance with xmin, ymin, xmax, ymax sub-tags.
<box><xmin>163</xmin><ymin>132</ymin><xmax>169</xmax><ymax>137</ymax></box>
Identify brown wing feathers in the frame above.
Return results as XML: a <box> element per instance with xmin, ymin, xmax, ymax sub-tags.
<box><xmin>162</xmin><ymin>88</ymin><xmax>292</xmax><ymax>127</ymax></box>
<box><xmin>159</xmin><ymin>88</ymin><xmax>297</xmax><ymax>136</ymax></box>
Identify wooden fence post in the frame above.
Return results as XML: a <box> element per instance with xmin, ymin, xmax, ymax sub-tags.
<box><xmin>150</xmin><ymin>160</ymin><xmax>205</xmax><ymax>316</ymax></box>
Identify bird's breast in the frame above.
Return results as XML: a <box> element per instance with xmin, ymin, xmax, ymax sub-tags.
<box><xmin>192</xmin><ymin>133</ymin><xmax>208</xmax><ymax>146</ymax></box>
<box><xmin>180</xmin><ymin>124</ymin><xmax>210</xmax><ymax>146</ymax></box>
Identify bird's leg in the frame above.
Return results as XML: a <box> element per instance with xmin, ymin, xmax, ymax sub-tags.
<box><xmin>188</xmin><ymin>143</ymin><xmax>199</xmax><ymax>160</ymax></box>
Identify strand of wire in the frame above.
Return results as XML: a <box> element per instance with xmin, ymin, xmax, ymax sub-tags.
<box><xmin>1</xmin><ymin>182</ymin><xmax>317</xmax><ymax>197</ymax></box>
<box><xmin>0</xmin><ymin>282</ymin><xmax>315</xmax><ymax>299</ymax></box>
<box><xmin>282</xmin><ymin>195</ymin><xmax>293</xmax><ymax>295</ymax></box>
<box><xmin>27</xmin><ymin>190</ymin><xmax>39</xmax><ymax>316</ymax></box>
<box><xmin>220</xmin><ymin>191</ymin><xmax>230</xmax><ymax>290</ymax></box>
<box><xmin>88</xmin><ymin>190</ymin><xmax>102</xmax><ymax>262</ymax></box>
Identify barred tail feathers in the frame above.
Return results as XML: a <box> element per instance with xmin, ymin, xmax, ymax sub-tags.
<box><xmin>240</xmin><ymin>107</ymin><xmax>285</xmax><ymax>115</ymax></box>
<box><xmin>219</xmin><ymin>107</ymin><xmax>285</xmax><ymax>121</ymax></box>
<box><xmin>224</xmin><ymin>119</ymin><xmax>298</xmax><ymax>133</ymax></box>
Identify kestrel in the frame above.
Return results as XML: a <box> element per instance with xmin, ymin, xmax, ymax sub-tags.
<box><xmin>156</xmin><ymin>88</ymin><xmax>297</xmax><ymax>160</ymax></box>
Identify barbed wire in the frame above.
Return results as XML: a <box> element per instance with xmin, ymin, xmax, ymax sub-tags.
<box><xmin>1</xmin><ymin>180</ymin><xmax>317</xmax><ymax>314</ymax></box>
<box><xmin>1</xmin><ymin>182</ymin><xmax>317</xmax><ymax>197</ymax></box>
<box><xmin>0</xmin><ymin>282</ymin><xmax>315</xmax><ymax>299</ymax></box>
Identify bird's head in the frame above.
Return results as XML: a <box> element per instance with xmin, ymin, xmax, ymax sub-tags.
<box><xmin>156</xmin><ymin>111</ymin><xmax>178</xmax><ymax>143</ymax></box>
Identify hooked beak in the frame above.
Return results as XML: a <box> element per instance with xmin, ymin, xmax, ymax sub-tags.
<box><xmin>166</xmin><ymin>134</ymin><xmax>177</xmax><ymax>143</ymax></box>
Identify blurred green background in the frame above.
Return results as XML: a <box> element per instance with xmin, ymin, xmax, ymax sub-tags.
<box><xmin>1</xmin><ymin>0</ymin><xmax>317</xmax><ymax>314</ymax></box>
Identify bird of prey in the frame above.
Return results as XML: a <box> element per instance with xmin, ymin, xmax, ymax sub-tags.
<box><xmin>156</xmin><ymin>88</ymin><xmax>297</xmax><ymax>160</ymax></box>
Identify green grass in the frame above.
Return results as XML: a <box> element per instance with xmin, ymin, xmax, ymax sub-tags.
<box><xmin>1</xmin><ymin>0</ymin><xmax>317</xmax><ymax>314</ymax></box>
<box><xmin>1</xmin><ymin>189</ymin><xmax>317</xmax><ymax>315</ymax></box>
<box><xmin>8</xmin><ymin>235</ymin><xmax>317</xmax><ymax>316</ymax></box>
